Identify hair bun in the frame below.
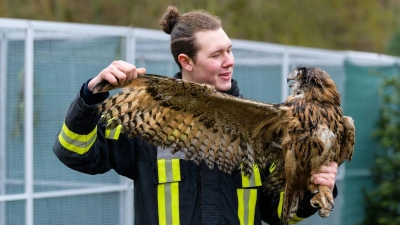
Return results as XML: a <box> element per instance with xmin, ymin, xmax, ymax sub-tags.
<box><xmin>169</xmin><ymin>18</ymin><xmax>177</xmax><ymax>30</ymax></box>
<box><xmin>160</xmin><ymin>6</ymin><xmax>180</xmax><ymax>35</ymax></box>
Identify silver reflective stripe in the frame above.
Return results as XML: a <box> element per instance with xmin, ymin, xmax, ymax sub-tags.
<box><xmin>59</xmin><ymin>129</ymin><xmax>96</xmax><ymax>148</ymax></box>
<box><xmin>106</xmin><ymin>127</ymin><xmax>117</xmax><ymax>138</ymax></box>
<box><xmin>58</xmin><ymin>123</ymin><xmax>97</xmax><ymax>154</ymax></box>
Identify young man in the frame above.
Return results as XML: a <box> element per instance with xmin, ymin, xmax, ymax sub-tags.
<box><xmin>54</xmin><ymin>6</ymin><xmax>338</xmax><ymax>225</ymax></box>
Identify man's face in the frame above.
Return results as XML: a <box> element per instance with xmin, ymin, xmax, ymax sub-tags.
<box><xmin>187</xmin><ymin>28</ymin><xmax>234</xmax><ymax>91</ymax></box>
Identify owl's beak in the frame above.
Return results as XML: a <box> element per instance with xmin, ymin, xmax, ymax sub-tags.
<box><xmin>287</xmin><ymin>70</ymin><xmax>297</xmax><ymax>83</ymax></box>
<box><xmin>287</xmin><ymin>70</ymin><xmax>297</xmax><ymax>87</ymax></box>
<box><xmin>287</xmin><ymin>75</ymin><xmax>295</xmax><ymax>83</ymax></box>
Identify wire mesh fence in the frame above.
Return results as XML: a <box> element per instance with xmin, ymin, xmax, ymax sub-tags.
<box><xmin>0</xmin><ymin>18</ymin><xmax>399</xmax><ymax>225</ymax></box>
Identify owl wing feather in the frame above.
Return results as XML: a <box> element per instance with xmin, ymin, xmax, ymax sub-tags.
<box><xmin>337</xmin><ymin>116</ymin><xmax>355</xmax><ymax>164</ymax></box>
<box><xmin>94</xmin><ymin>74</ymin><xmax>291</xmax><ymax>175</ymax></box>
<box><xmin>93</xmin><ymin>68</ymin><xmax>355</xmax><ymax>225</ymax></box>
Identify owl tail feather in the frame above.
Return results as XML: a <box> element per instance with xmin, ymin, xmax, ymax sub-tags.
<box><xmin>280</xmin><ymin>188</ymin><xmax>299</xmax><ymax>225</ymax></box>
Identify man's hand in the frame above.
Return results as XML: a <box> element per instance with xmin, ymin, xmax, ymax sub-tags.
<box><xmin>88</xmin><ymin>60</ymin><xmax>146</xmax><ymax>92</ymax></box>
<box><xmin>311</xmin><ymin>162</ymin><xmax>338</xmax><ymax>192</ymax></box>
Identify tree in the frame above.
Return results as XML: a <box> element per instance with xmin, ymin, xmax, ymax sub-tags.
<box><xmin>0</xmin><ymin>0</ymin><xmax>399</xmax><ymax>54</ymax></box>
<box><xmin>386</xmin><ymin>28</ymin><xmax>400</xmax><ymax>57</ymax></box>
<box><xmin>361</xmin><ymin>71</ymin><xmax>400</xmax><ymax>225</ymax></box>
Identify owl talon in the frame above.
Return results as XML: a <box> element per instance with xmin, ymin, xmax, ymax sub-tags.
<box><xmin>318</xmin><ymin>208</ymin><xmax>331</xmax><ymax>218</ymax></box>
<box><xmin>310</xmin><ymin>185</ymin><xmax>334</xmax><ymax>218</ymax></box>
<box><xmin>310</xmin><ymin>201</ymin><xmax>319</xmax><ymax>209</ymax></box>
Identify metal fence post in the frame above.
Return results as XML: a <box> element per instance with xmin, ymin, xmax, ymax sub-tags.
<box><xmin>0</xmin><ymin>30</ymin><xmax>8</xmax><ymax>225</ymax></box>
<box><xmin>24</xmin><ymin>21</ymin><xmax>34</xmax><ymax>225</ymax></box>
<box><xmin>122</xmin><ymin>27</ymin><xmax>136</xmax><ymax>225</ymax></box>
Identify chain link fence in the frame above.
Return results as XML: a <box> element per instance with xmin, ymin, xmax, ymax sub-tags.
<box><xmin>0</xmin><ymin>18</ymin><xmax>399</xmax><ymax>225</ymax></box>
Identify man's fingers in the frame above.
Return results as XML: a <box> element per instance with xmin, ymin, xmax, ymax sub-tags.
<box><xmin>311</xmin><ymin>162</ymin><xmax>338</xmax><ymax>192</ymax></box>
<box><xmin>137</xmin><ymin>67</ymin><xmax>146</xmax><ymax>75</ymax></box>
<box><xmin>313</xmin><ymin>176</ymin><xmax>335</xmax><ymax>191</ymax></box>
<box><xmin>100</xmin><ymin>67</ymin><xmax>124</xmax><ymax>85</ymax></box>
<box><xmin>125</xmin><ymin>67</ymin><xmax>145</xmax><ymax>81</ymax></box>
<box><xmin>106</xmin><ymin>61</ymin><xmax>144</xmax><ymax>85</ymax></box>
<box><xmin>92</xmin><ymin>61</ymin><xmax>146</xmax><ymax>90</ymax></box>
<box><xmin>311</xmin><ymin>162</ymin><xmax>338</xmax><ymax>175</ymax></box>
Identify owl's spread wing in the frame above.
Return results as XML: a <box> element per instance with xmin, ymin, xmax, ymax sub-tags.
<box><xmin>94</xmin><ymin>74</ymin><xmax>291</xmax><ymax>175</ymax></box>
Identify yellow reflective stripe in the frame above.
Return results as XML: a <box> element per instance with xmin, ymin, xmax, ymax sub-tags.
<box><xmin>157</xmin><ymin>159</ymin><xmax>181</xmax><ymax>225</ymax></box>
<box><xmin>269</xmin><ymin>163</ymin><xmax>276</xmax><ymax>173</ymax></box>
<box><xmin>237</xmin><ymin>189</ymin><xmax>245</xmax><ymax>225</ymax></box>
<box><xmin>158</xmin><ymin>184</ymin><xmax>166</xmax><ymax>225</ymax></box>
<box><xmin>241</xmin><ymin>164</ymin><xmax>262</xmax><ymax>188</ymax></box>
<box><xmin>158</xmin><ymin>159</ymin><xmax>167</xmax><ymax>183</ymax></box>
<box><xmin>171</xmin><ymin>182</ymin><xmax>180</xmax><ymax>224</ymax></box>
<box><xmin>58</xmin><ymin>122</ymin><xmax>97</xmax><ymax>155</ymax></box>
<box><xmin>277</xmin><ymin>191</ymin><xmax>284</xmax><ymax>218</ymax></box>
<box><xmin>172</xmin><ymin>160</ymin><xmax>181</xmax><ymax>182</ymax></box>
<box><xmin>105</xmin><ymin>125</ymin><xmax>122</xmax><ymax>140</ymax></box>
<box><xmin>237</xmin><ymin>188</ymin><xmax>258</xmax><ymax>225</ymax></box>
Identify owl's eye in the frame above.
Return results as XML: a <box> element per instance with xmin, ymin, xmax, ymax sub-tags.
<box><xmin>296</xmin><ymin>91</ymin><xmax>301</xmax><ymax>95</ymax></box>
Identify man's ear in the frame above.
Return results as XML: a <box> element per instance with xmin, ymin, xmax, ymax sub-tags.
<box><xmin>178</xmin><ymin>54</ymin><xmax>193</xmax><ymax>71</ymax></box>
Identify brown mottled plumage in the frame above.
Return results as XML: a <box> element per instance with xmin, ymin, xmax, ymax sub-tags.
<box><xmin>93</xmin><ymin>67</ymin><xmax>355</xmax><ymax>225</ymax></box>
<box><xmin>278</xmin><ymin>67</ymin><xmax>355</xmax><ymax>224</ymax></box>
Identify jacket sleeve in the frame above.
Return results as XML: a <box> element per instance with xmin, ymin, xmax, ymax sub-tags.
<box><xmin>53</xmin><ymin>81</ymin><xmax>138</xmax><ymax>179</ymax></box>
<box><xmin>259</xmin><ymin>170</ymin><xmax>338</xmax><ymax>225</ymax></box>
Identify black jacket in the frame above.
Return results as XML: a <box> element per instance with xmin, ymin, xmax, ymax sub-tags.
<box><xmin>53</xmin><ymin>73</ymin><xmax>333</xmax><ymax>225</ymax></box>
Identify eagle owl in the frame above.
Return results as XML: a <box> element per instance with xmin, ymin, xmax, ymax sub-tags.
<box><xmin>93</xmin><ymin>67</ymin><xmax>355</xmax><ymax>225</ymax></box>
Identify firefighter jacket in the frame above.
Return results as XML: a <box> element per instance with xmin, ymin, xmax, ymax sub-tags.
<box><xmin>53</xmin><ymin>73</ymin><xmax>336</xmax><ymax>225</ymax></box>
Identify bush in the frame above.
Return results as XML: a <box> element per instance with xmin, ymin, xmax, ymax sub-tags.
<box><xmin>361</xmin><ymin>72</ymin><xmax>400</xmax><ymax>225</ymax></box>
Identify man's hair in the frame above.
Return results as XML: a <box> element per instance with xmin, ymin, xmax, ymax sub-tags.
<box><xmin>159</xmin><ymin>6</ymin><xmax>222</xmax><ymax>70</ymax></box>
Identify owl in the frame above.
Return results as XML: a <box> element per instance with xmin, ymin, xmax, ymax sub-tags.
<box><xmin>93</xmin><ymin>67</ymin><xmax>355</xmax><ymax>225</ymax></box>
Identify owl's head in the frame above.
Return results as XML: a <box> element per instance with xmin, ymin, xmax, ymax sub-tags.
<box><xmin>287</xmin><ymin>67</ymin><xmax>340</xmax><ymax>106</ymax></box>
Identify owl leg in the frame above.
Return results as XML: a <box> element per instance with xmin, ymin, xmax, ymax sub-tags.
<box><xmin>310</xmin><ymin>185</ymin><xmax>334</xmax><ymax>218</ymax></box>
